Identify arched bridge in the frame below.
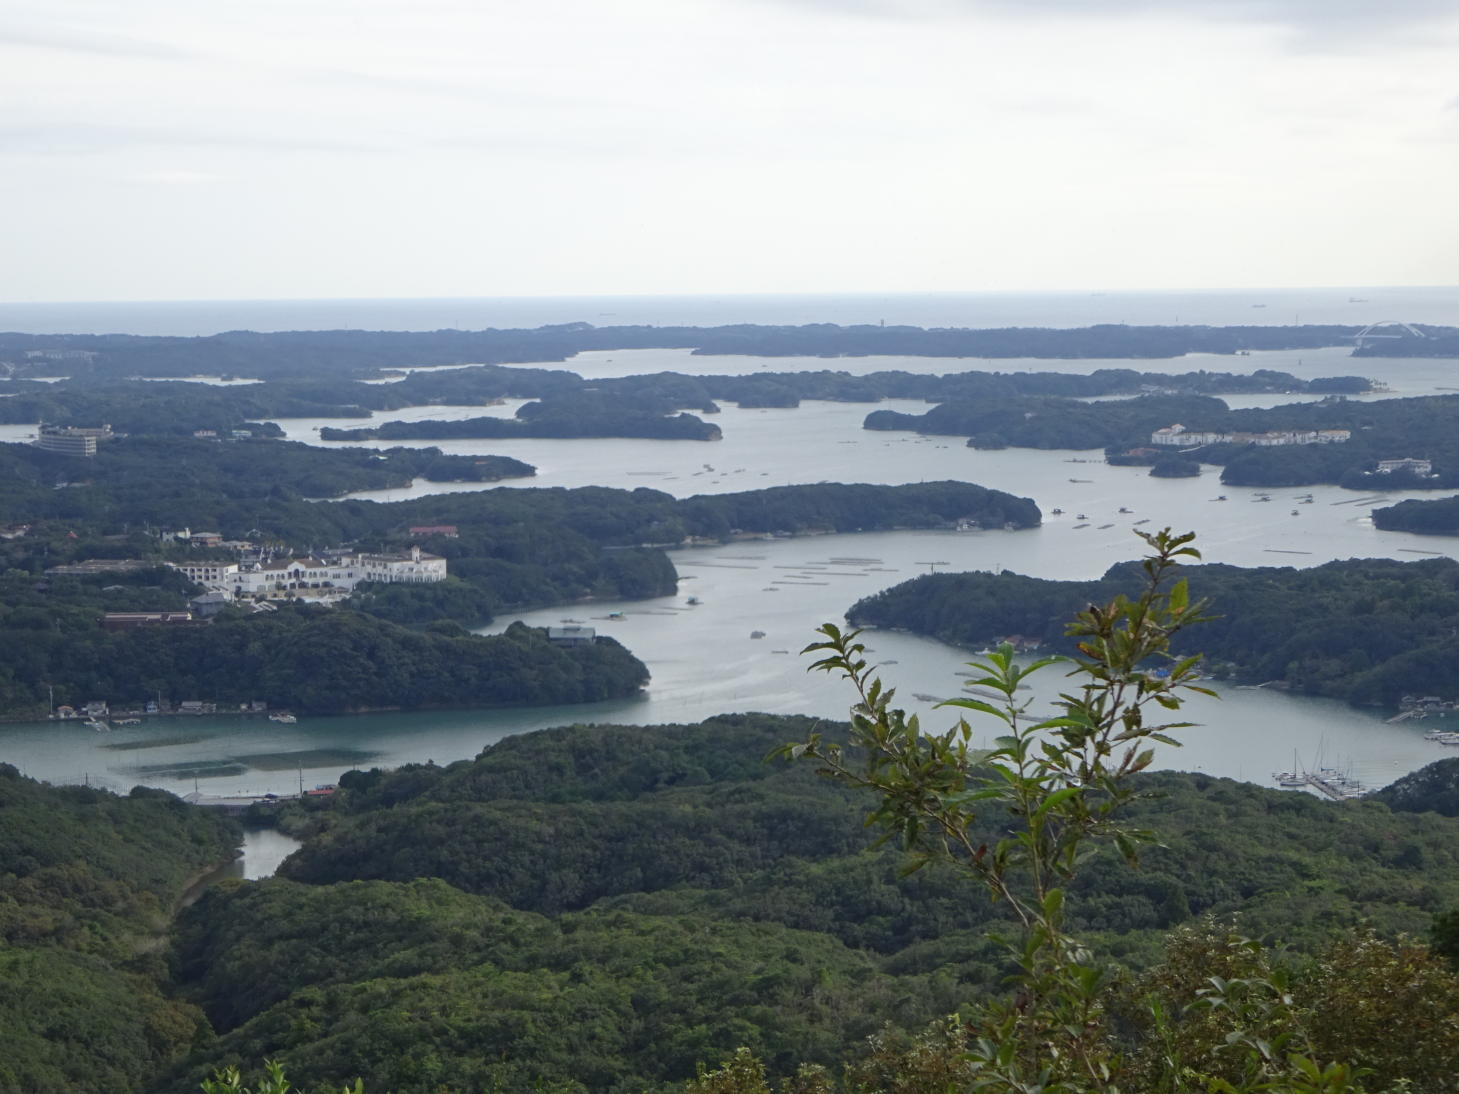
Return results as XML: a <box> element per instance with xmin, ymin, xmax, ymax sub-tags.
<box><xmin>1354</xmin><ymin>320</ymin><xmax>1427</xmax><ymax>349</ymax></box>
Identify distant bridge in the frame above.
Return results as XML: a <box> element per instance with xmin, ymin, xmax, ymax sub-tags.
<box><xmin>1353</xmin><ymin>320</ymin><xmax>1427</xmax><ymax>349</ymax></box>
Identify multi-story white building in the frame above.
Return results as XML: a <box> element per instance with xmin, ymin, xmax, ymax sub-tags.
<box><xmin>1377</xmin><ymin>457</ymin><xmax>1434</xmax><ymax>475</ymax></box>
<box><xmin>172</xmin><ymin>561</ymin><xmax>241</xmax><ymax>587</ymax></box>
<box><xmin>1150</xmin><ymin>424</ymin><xmax>1352</xmax><ymax>448</ymax></box>
<box><xmin>177</xmin><ymin>546</ymin><xmax>448</xmax><ymax>600</ymax></box>
<box><xmin>358</xmin><ymin>546</ymin><xmax>449</xmax><ymax>584</ymax></box>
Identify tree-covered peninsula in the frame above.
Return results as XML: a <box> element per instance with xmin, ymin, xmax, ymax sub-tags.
<box><xmin>0</xmin><ymin>594</ymin><xmax>649</xmax><ymax>718</ymax></box>
<box><xmin>1372</xmin><ymin>494</ymin><xmax>1459</xmax><ymax>536</ymax></box>
<box><xmin>0</xmin><ymin>479</ymin><xmax>1031</xmax><ymax>718</ymax></box>
<box><xmin>0</xmin><ymin>435</ymin><xmax>534</xmax><ymax>526</ymax></box>
<box><xmin>320</xmin><ymin>391</ymin><xmax>722</xmax><ymax>442</ymax></box>
<box><xmin>846</xmin><ymin>555</ymin><xmax>1459</xmax><ymax>709</ymax></box>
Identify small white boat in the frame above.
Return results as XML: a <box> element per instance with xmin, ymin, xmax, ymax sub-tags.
<box><xmin>269</xmin><ymin>712</ymin><xmax>298</xmax><ymax>724</ymax></box>
<box><xmin>86</xmin><ymin>718</ymin><xmax>110</xmax><ymax>732</ymax></box>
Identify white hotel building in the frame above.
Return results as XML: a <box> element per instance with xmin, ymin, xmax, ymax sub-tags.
<box><xmin>172</xmin><ymin>547</ymin><xmax>447</xmax><ymax>601</ymax></box>
<box><xmin>1150</xmin><ymin>424</ymin><xmax>1351</xmax><ymax>447</ymax></box>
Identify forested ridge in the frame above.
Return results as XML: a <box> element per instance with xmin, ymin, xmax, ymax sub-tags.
<box><xmin>847</xmin><ymin>555</ymin><xmax>1459</xmax><ymax>709</ymax></box>
<box><xmin>10</xmin><ymin>711</ymin><xmax>1459</xmax><ymax>1091</ymax></box>
<box><xmin>0</xmin><ymin>323</ymin><xmax>1399</xmax><ymax>386</ymax></box>
<box><xmin>0</xmin><ymin>766</ymin><xmax>239</xmax><ymax>1094</ymax></box>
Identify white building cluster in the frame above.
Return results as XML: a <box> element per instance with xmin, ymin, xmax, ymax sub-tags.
<box><xmin>1150</xmin><ymin>424</ymin><xmax>1351</xmax><ymax>447</ymax></box>
<box><xmin>172</xmin><ymin>546</ymin><xmax>447</xmax><ymax>602</ymax></box>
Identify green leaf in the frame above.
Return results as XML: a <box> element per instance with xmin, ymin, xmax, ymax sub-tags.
<box><xmin>937</xmin><ymin>698</ymin><xmax>1008</xmax><ymax>720</ymax></box>
<box><xmin>1032</xmin><ymin>786</ymin><xmax>1081</xmax><ymax>819</ymax></box>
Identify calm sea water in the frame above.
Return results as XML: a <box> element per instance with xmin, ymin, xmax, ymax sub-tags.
<box><xmin>2</xmin><ymin>286</ymin><xmax>1458</xmax><ymax>335</ymax></box>
<box><xmin>4</xmin><ymin>299</ymin><xmax>1459</xmax><ymax>816</ymax></box>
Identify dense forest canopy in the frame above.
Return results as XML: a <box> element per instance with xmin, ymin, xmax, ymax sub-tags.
<box><xmin>846</xmin><ymin>555</ymin><xmax>1459</xmax><ymax>709</ymax></box>
<box><xmin>0</xmin><ymin>765</ymin><xmax>239</xmax><ymax>1094</ymax></box>
<box><xmin>144</xmin><ymin>714</ymin><xmax>1459</xmax><ymax>1092</ymax></box>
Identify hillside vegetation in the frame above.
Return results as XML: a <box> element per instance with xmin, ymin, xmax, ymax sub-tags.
<box><xmin>0</xmin><ymin>766</ymin><xmax>239</xmax><ymax>1094</ymax></box>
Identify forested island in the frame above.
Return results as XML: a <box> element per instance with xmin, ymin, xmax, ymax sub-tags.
<box><xmin>846</xmin><ymin>555</ymin><xmax>1459</xmax><ymax>710</ymax></box>
<box><xmin>3</xmin><ymin>322</ymin><xmax>1417</xmax><ymax>385</ymax></box>
<box><xmin>0</xmin><ymin>360</ymin><xmax>1378</xmax><ymax>445</ymax></box>
<box><xmin>320</xmin><ymin>392</ymin><xmax>722</xmax><ymax>442</ymax></box>
<box><xmin>11</xmin><ymin>713</ymin><xmax>1459</xmax><ymax>1092</ymax></box>
<box><xmin>866</xmin><ymin>389</ymin><xmax>1459</xmax><ymax>490</ymax></box>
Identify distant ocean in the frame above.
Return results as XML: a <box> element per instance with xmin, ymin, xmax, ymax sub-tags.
<box><xmin>1</xmin><ymin>287</ymin><xmax>1457</xmax><ymax>337</ymax></box>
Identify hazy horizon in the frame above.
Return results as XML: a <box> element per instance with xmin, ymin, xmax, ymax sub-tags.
<box><xmin>6</xmin><ymin>283</ymin><xmax>1459</xmax><ymax>308</ymax></box>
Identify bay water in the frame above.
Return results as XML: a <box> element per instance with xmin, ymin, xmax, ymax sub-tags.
<box><xmin>4</xmin><ymin>306</ymin><xmax>1459</xmax><ymax>808</ymax></box>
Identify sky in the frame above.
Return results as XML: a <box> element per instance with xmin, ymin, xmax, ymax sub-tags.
<box><xmin>2</xmin><ymin>0</ymin><xmax>1457</xmax><ymax>302</ymax></box>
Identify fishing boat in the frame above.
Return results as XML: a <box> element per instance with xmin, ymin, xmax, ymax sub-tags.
<box><xmin>269</xmin><ymin>712</ymin><xmax>298</xmax><ymax>724</ymax></box>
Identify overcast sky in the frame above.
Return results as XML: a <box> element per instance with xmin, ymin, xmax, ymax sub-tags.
<box><xmin>2</xmin><ymin>0</ymin><xmax>1457</xmax><ymax>302</ymax></box>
